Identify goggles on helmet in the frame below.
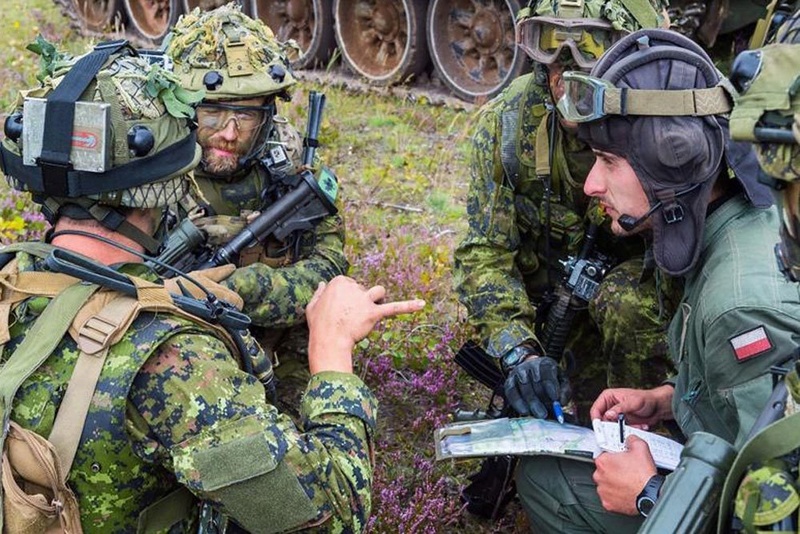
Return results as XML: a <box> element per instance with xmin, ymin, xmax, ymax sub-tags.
<box><xmin>556</xmin><ymin>70</ymin><xmax>733</xmax><ymax>123</ymax></box>
<box><xmin>196</xmin><ymin>102</ymin><xmax>275</xmax><ymax>132</ymax></box>
<box><xmin>517</xmin><ymin>17</ymin><xmax>624</xmax><ymax>69</ymax></box>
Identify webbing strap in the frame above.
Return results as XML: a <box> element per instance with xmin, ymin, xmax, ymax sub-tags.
<box><xmin>604</xmin><ymin>86</ymin><xmax>732</xmax><ymax>117</ymax></box>
<box><xmin>48</xmin><ymin>295</ymin><xmax>139</xmax><ymax>477</ymax></box>
<box><xmin>0</xmin><ymin>131</ymin><xmax>198</xmax><ymax>198</ymax></box>
<box><xmin>717</xmin><ymin>412</ymin><xmax>800</xmax><ymax>533</ymax></box>
<box><xmin>534</xmin><ymin>111</ymin><xmax>552</xmax><ymax>177</ymax></box>
<box><xmin>0</xmin><ymin>280</ymin><xmax>99</xmax><ymax>490</ymax></box>
<box><xmin>0</xmin><ymin>283</ymin><xmax>99</xmax><ymax>411</ymax></box>
<box><xmin>39</xmin><ymin>40</ymin><xmax>129</xmax><ymax>196</ymax></box>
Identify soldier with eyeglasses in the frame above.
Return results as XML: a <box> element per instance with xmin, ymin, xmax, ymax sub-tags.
<box><xmin>165</xmin><ymin>3</ymin><xmax>348</xmax><ymax>418</ymax></box>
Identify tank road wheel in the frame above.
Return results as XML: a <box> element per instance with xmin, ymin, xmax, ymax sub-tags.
<box><xmin>123</xmin><ymin>0</ymin><xmax>182</xmax><ymax>44</ymax></box>
<box><xmin>427</xmin><ymin>0</ymin><xmax>528</xmax><ymax>102</ymax></box>
<box><xmin>57</xmin><ymin>0</ymin><xmax>124</xmax><ymax>34</ymax></box>
<box><xmin>251</xmin><ymin>0</ymin><xmax>335</xmax><ymax>69</ymax></box>
<box><xmin>333</xmin><ymin>0</ymin><xmax>429</xmax><ymax>85</ymax></box>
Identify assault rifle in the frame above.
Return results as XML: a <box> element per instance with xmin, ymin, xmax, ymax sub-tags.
<box><xmin>540</xmin><ymin>222</ymin><xmax>612</xmax><ymax>360</ymax></box>
<box><xmin>148</xmin><ymin>91</ymin><xmax>337</xmax><ymax>275</ymax></box>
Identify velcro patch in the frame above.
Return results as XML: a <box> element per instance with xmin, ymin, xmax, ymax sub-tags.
<box><xmin>729</xmin><ymin>326</ymin><xmax>773</xmax><ymax>362</ymax></box>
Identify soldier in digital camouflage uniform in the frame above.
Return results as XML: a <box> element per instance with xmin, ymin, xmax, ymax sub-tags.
<box><xmin>514</xmin><ymin>28</ymin><xmax>800</xmax><ymax>532</ymax></box>
<box><xmin>164</xmin><ymin>3</ymin><xmax>348</xmax><ymax>416</ymax></box>
<box><xmin>0</xmin><ymin>40</ymin><xmax>423</xmax><ymax>532</ymax></box>
<box><xmin>453</xmin><ymin>0</ymin><xmax>678</xmax><ymax>420</ymax></box>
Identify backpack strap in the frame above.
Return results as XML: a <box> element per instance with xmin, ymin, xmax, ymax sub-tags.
<box><xmin>48</xmin><ymin>294</ymin><xmax>140</xmax><ymax>476</ymax></box>
<box><xmin>0</xmin><ymin>280</ymin><xmax>99</xmax><ymax>528</ymax></box>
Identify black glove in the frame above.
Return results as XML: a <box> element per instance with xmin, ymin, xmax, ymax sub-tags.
<box><xmin>503</xmin><ymin>355</ymin><xmax>571</xmax><ymax>418</ymax></box>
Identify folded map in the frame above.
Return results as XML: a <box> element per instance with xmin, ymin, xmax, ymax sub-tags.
<box><xmin>434</xmin><ymin>417</ymin><xmax>683</xmax><ymax>470</ymax></box>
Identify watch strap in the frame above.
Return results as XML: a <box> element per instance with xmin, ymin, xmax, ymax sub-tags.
<box><xmin>636</xmin><ymin>474</ymin><xmax>666</xmax><ymax>517</ymax></box>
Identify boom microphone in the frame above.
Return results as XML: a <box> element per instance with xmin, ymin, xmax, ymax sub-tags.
<box><xmin>618</xmin><ymin>183</ymin><xmax>703</xmax><ymax>232</ymax></box>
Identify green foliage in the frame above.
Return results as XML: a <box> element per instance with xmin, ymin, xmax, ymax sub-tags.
<box><xmin>26</xmin><ymin>34</ymin><xmax>72</xmax><ymax>83</ymax></box>
<box><xmin>145</xmin><ymin>66</ymin><xmax>205</xmax><ymax>119</ymax></box>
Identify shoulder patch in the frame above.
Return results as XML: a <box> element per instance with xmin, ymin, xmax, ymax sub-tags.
<box><xmin>729</xmin><ymin>326</ymin><xmax>773</xmax><ymax>362</ymax></box>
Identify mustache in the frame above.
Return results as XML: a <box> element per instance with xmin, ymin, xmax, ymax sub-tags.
<box><xmin>206</xmin><ymin>141</ymin><xmax>248</xmax><ymax>155</ymax></box>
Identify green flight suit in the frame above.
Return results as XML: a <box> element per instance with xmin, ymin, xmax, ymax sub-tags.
<box><xmin>5</xmin><ymin>249</ymin><xmax>373</xmax><ymax>533</ymax></box>
<box><xmin>194</xmin><ymin>117</ymin><xmax>349</xmax><ymax>416</ymax></box>
<box><xmin>453</xmin><ymin>73</ymin><xmax>678</xmax><ymax>414</ymax></box>
<box><xmin>516</xmin><ymin>196</ymin><xmax>800</xmax><ymax>533</ymax></box>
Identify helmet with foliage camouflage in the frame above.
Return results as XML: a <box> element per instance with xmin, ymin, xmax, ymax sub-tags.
<box><xmin>0</xmin><ymin>38</ymin><xmax>202</xmax><ymax>252</ymax></box>
<box><xmin>729</xmin><ymin>9</ymin><xmax>800</xmax><ymax>280</ymax></box>
<box><xmin>164</xmin><ymin>2</ymin><xmax>296</xmax><ymax>102</ymax></box>
<box><xmin>516</xmin><ymin>0</ymin><xmax>668</xmax><ymax>69</ymax></box>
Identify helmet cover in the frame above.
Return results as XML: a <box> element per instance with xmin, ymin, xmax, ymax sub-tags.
<box><xmin>1</xmin><ymin>41</ymin><xmax>201</xmax><ymax>211</ymax></box>
<box><xmin>165</xmin><ymin>2</ymin><xmax>296</xmax><ymax>101</ymax></box>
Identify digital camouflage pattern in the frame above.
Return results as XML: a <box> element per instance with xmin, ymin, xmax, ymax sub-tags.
<box><xmin>526</xmin><ymin>0</ymin><xmax>667</xmax><ymax>32</ymax></box>
<box><xmin>734</xmin><ymin>460</ymin><xmax>800</xmax><ymax>528</ymax></box>
<box><xmin>191</xmin><ymin>116</ymin><xmax>348</xmax><ymax>417</ymax></box>
<box><xmin>165</xmin><ymin>3</ymin><xmax>347</xmax><ymax>416</ymax></box>
<box><xmin>7</xmin><ymin>251</ymin><xmax>374</xmax><ymax>533</ymax></box>
<box><xmin>453</xmin><ymin>73</ymin><xmax>678</xmax><ymax>416</ymax></box>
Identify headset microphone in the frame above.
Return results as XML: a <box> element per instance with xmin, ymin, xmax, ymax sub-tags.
<box><xmin>618</xmin><ymin>202</ymin><xmax>662</xmax><ymax>231</ymax></box>
<box><xmin>617</xmin><ymin>183</ymin><xmax>703</xmax><ymax>232</ymax></box>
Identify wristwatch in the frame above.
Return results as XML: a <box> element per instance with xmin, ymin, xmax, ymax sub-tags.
<box><xmin>636</xmin><ymin>474</ymin><xmax>666</xmax><ymax>518</ymax></box>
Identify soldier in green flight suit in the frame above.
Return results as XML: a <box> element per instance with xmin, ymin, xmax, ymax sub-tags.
<box><xmin>453</xmin><ymin>0</ymin><xmax>677</xmax><ymax>421</ymax></box>
<box><xmin>514</xmin><ymin>27</ymin><xmax>800</xmax><ymax>532</ymax></box>
<box><xmin>0</xmin><ymin>40</ymin><xmax>423</xmax><ymax>532</ymax></box>
<box><xmin>164</xmin><ymin>3</ymin><xmax>348</xmax><ymax>416</ymax></box>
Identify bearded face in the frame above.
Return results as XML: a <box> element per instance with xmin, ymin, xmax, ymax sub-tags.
<box><xmin>196</xmin><ymin>96</ymin><xmax>268</xmax><ymax>177</ymax></box>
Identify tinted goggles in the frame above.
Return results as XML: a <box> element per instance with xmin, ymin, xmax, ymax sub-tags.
<box><xmin>556</xmin><ymin>71</ymin><xmax>733</xmax><ymax>123</ymax></box>
<box><xmin>196</xmin><ymin>102</ymin><xmax>275</xmax><ymax>132</ymax></box>
<box><xmin>517</xmin><ymin>17</ymin><xmax>624</xmax><ymax>69</ymax></box>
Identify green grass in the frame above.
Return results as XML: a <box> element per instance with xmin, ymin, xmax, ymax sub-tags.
<box><xmin>0</xmin><ymin>2</ymin><xmax>528</xmax><ymax>531</ymax></box>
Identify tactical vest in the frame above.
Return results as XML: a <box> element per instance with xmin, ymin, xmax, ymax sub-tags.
<box><xmin>0</xmin><ymin>244</ymin><xmax>248</xmax><ymax>533</ymax></box>
<box><xmin>498</xmin><ymin>74</ymin><xmax>644</xmax><ymax>292</ymax></box>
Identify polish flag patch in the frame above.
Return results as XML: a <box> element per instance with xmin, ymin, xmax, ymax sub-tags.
<box><xmin>729</xmin><ymin>326</ymin><xmax>773</xmax><ymax>362</ymax></box>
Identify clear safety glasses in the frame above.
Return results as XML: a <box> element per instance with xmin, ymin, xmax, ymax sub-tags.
<box><xmin>556</xmin><ymin>71</ymin><xmax>733</xmax><ymax>123</ymax></box>
<box><xmin>196</xmin><ymin>102</ymin><xmax>275</xmax><ymax>132</ymax></box>
<box><xmin>517</xmin><ymin>17</ymin><xmax>625</xmax><ymax>69</ymax></box>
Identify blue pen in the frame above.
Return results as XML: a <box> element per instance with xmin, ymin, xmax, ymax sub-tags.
<box><xmin>552</xmin><ymin>401</ymin><xmax>565</xmax><ymax>424</ymax></box>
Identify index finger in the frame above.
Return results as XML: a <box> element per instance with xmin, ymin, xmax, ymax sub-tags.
<box><xmin>375</xmin><ymin>299</ymin><xmax>426</xmax><ymax>320</ymax></box>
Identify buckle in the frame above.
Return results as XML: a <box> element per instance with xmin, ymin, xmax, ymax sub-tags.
<box><xmin>663</xmin><ymin>203</ymin><xmax>685</xmax><ymax>224</ymax></box>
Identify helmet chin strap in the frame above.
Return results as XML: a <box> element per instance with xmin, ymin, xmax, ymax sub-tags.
<box><xmin>43</xmin><ymin>198</ymin><xmax>163</xmax><ymax>255</ymax></box>
<box><xmin>618</xmin><ymin>182</ymin><xmax>703</xmax><ymax>231</ymax></box>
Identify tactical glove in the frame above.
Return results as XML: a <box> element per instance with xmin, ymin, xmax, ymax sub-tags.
<box><xmin>503</xmin><ymin>354</ymin><xmax>571</xmax><ymax>418</ymax></box>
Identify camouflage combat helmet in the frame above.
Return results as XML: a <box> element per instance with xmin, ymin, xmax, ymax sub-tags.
<box><xmin>0</xmin><ymin>39</ymin><xmax>202</xmax><ymax>253</ymax></box>
<box><xmin>729</xmin><ymin>9</ymin><xmax>800</xmax><ymax>280</ymax></box>
<box><xmin>734</xmin><ymin>459</ymin><xmax>800</xmax><ymax>531</ymax></box>
<box><xmin>164</xmin><ymin>2</ymin><xmax>296</xmax><ymax>101</ymax></box>
<box><xmin>516</xmin><ymin>0</ymin><xmax>668</xmax><ymax>70</ymax></box>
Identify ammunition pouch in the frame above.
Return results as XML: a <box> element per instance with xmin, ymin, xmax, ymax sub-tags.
<box><xmin>2</xmin><ymin>422</ymin><xmax>82</xmax><ymax>534</ymax></box>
